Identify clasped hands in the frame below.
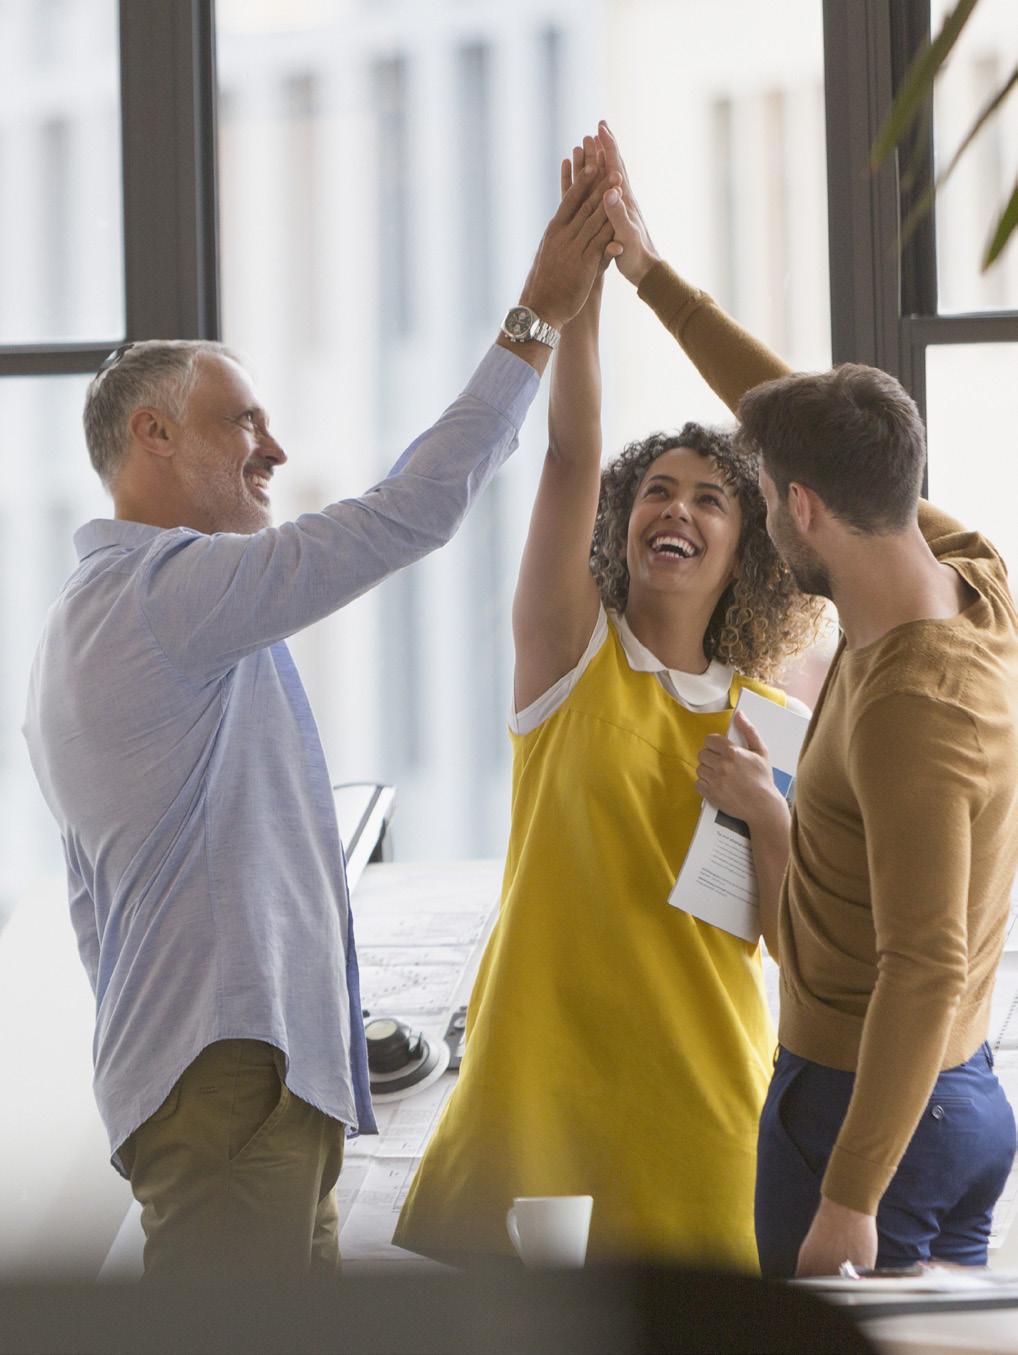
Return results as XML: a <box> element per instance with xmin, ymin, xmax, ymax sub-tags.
<box><xmin>520</xmin><ymin>121</ymin><xmax>661</xmax><ymax>334</ymax></box>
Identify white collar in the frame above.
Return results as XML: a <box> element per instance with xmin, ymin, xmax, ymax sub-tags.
<box><xmin>611</xmin><ymin>610</ymin><xmax>734</xmax><ymax>705</ymax></box>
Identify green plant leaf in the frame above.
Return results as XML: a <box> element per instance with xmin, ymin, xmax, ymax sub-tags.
<box><xmin>937</xmin><ymin>66</ymin><xmax>1017</xmax><ymax>184</ymax></box>
<box><xmin>870</xmin><ymin>0</ymin><xmax>979</xmax><ymax>170</ymax></box>
<box><xmin>983</xmin><ymin>183</ymin><xmax>1018</xmax><ymax>269</ymax></box>
<box><xmin>899</xmin><ymin>68</ymin><xmax>1018</xmax><ymax>247</ymax></box>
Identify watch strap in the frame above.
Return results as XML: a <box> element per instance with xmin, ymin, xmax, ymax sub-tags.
<box><xmin>529</xmin><ymin>317</ymin><xmax>560</xmax><ymax>350</ymax></box>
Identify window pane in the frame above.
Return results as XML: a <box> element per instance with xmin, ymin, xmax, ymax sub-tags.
<box><xmin>932</xmin><ymin>0</ymin><xmax>1018</xmax><ymax>314</ymax></box>
<box><xmin>925</xmin><ymin>344</ymin><xmax>1018</xmax><ymax>571</ymax></box>
<box><xmin>0</xmin><ymin>0</ymin><xmax>124</xmax><ymax>343</ymax></box>
<box><xmin>215</xmin><ymin>0</ymin><xmax>831</xmax><ymax>861</ymax></box>
<box><xmin>0</xmin><ymin>376</ymin><xmax>110</xmax><ymax>930</ymax></box>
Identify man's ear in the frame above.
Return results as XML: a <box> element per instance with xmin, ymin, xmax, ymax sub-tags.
<box><xmin>129</xmin><ymin>407</ymin><xmax>175</xmax><ymax>459</ymax></box>
<box><xmin>787</xmin><ymin>481</ymin><xmax>821</xmax><ymax>534</ymax></box>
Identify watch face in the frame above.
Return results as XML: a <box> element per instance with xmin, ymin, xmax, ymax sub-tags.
<box><xmin>503</xmin><ymin>306</ymin><xmax>536</xmax><ymax>340</ymax></box>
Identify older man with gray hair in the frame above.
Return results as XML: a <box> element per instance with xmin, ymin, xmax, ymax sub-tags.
<box><xmin>23</xmin><ymin>165</ymin><xmax>618</xmax><ymax>1284</ymax></box>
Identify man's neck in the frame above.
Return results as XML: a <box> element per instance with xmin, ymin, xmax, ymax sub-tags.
<box><xmin>114</xmin><ymin>488</ymin><xmax>207</xmax><ymax>534</ymax></box>
<box><xmin>832</xmin><ymin>523</ymin><xmax>975</xmax><ymax>649</ymax></box>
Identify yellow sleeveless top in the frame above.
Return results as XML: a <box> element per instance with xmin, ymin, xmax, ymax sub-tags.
<box><xmin>394</xmin><ymin>621</ymin><xmax>783</xmax><ymax>1269</ymax></box>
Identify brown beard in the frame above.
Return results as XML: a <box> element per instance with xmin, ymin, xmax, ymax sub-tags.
<box><xmin>769</xmin><ymin>504</ymin><xmax>833</xmax><ymax>600</ymax></box>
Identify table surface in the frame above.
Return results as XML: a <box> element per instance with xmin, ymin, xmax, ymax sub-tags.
<box><xmin>866</xmin><ymin>1307</ymin><xmax>1018</xmax><ymax>1355</ymax></box>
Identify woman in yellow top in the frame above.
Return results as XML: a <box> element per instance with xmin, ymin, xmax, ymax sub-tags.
<box><xmin>394</xmin><ymin>131</ymin><xmax>823</xmax><ymax>1269</ymax></box>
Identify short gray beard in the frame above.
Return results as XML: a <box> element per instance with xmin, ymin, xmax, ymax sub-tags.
<box><xmin>179</xmin><ymin>429</ymin><xmax>271</xmax><ymax>535</ymax></box>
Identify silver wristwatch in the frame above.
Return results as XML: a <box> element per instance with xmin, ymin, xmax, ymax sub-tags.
<box><xmin>501</xmin><ymin>305</ymin><xmax>560</xmax><ymax>350</ymax></box>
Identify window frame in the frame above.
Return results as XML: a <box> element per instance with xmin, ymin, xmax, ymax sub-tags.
<box><xmin>822</xmin><ymin>0</ymin><xmax>1018</xmax><ymax>444</ymax></box>
<box><xmin>0</xmin><ymin>0</ymin><xmax>220</xmax><ymax>378</ymax></box>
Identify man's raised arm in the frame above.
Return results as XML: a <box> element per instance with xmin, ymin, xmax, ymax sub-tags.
<box><xmin>140</xmin><ymin>163</ymin><xmax>619</xmax><ymax>681</ymax></box>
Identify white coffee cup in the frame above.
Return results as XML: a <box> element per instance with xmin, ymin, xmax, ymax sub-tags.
<box><xmin>505</xmin><ymin>1195</ymin><xmax>593</xmax><ymax>1268</ymax></box>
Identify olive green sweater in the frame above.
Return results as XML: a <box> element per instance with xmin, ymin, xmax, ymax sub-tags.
<box><xmin>639</xmin><ymin>260</ymin><xmax>1018</xmax><ymax>1215</ymax></box>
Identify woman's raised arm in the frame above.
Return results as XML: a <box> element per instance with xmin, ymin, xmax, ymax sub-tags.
<box><xmin>512</xmin><ymin>140</ymin><xmax>617</xmax><ymax>714</ymax></box>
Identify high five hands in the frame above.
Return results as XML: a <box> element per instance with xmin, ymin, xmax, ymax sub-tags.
<box><xmin>560</xmin><ymin>136</ymin><xmax>623</xmax><ymax>280</ymax></box>
<box><xmin>503</xmin><ymin>120</ymin><xmax>659</xmax><ymax>372</ymax></box>
<box><xmin>553</xmin><ymin>120</ymin><xmax>662</xmax><ymax>293</ymax></box>
<box><xmin>517</xmin><ymin>136</ymin><xmax>620</xmax><ymax>337</ymax></box>
<box><xmin>596</xmin><ymin>120</ymin><xmax>662</xmax><ymax>288</ymax></box>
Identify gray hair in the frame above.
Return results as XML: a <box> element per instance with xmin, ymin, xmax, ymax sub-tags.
<box><xmin>83</xmin><ymin>339</ymin><xmax>242</xmax><ymax>485</ymax></box>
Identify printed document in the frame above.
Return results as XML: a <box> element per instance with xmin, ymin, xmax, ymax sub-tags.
<box><xmin>668</xmin><ymin>687</ymin><xmax>809</xmax><ymax>944</ymax></box>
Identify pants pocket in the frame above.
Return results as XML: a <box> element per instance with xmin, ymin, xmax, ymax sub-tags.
<box><xmin>120</xmin><ymin>1080</ymin><xmax>183</xmax><ymax>1178</ymax></box>
<box><xmin>897</xmin><ymin>1096</ymin><xmax>978</xmax><ymax>1178</ymax></box>
<box><xmin>771</xmin><ymin>1060</ymin><xmax>826</xmax><ymax>1179</ymax></box>
<box><xmin>146</xmin><ymin>1082</ymin><xmax>182</xmax><ymax>1126</ymax></box>
<box><xmin>227</xmin><ymin>1044</ymin><xmax>291</xmax><ymax>1163</ymax></box>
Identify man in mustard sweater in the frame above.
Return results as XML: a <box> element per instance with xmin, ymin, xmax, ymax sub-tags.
<box><xmin>598</xmin><ymin>121</ymin><xmax>1018</xmax><ymax>1278</ymax></box>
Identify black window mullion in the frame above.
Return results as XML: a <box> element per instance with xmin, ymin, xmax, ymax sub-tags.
<box><xmin>822</xmin><ymin>0</ymin><xmax>902</xmax><ymax>377</ymax></box>
<box><xmin>891</xmin><ymin>0</ymin><xmax>938</xmax><ymax>320</ymax></box>
<box><xmin>0</xmin><ymin>345</ymin><xmax>120</xmax><ymax>378</ymax></box>
<box><xmin>119</xmin><ymin>0</ymin><xmax>220</xmax><ymax>342</ymax></box>
<box><xmin>906</xmin><ymin>312</ymin><xmax>1018</xmax><ymax>345</ymax></box>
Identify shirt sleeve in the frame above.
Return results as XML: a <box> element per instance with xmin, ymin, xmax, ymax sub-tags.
<box><xmin>821</xmin><ymin>693</ymin><xmax>987</xmax><ymax>1214</ymax></box>
<box><xmin>917</xmin><ymin>500</ymin><xmax>969</xmax><ymax>546</ymax></box>
<box><xmin>918</xmin><ymin>499</ymin><xmax>1011</xmax><ymax>580</ymax></box>
<box><xmin>64</xmin><ymin>843</ymin><xmax>99</xmax><ymax>996</ymax></box>
<box><xmin>135</xmin><ymin>346</ymin><xmax>539</xmax><ymax>681</ymax></box>
<box><xmin>637</xmin><ymin>261</ymin><xmax>791</xmax><ymax>415</ymax></box>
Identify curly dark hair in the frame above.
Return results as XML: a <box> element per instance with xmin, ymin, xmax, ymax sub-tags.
<box><xmin>589</xmin><ymin>422</ymin><xmax>826</xmax><ymax>684</ymax></box>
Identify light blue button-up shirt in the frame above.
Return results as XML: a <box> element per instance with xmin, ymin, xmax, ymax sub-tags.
<box><xmin>23</xmin><ymin>345</ymin><xmax>538</xmax><ymax>1172</ymax></box>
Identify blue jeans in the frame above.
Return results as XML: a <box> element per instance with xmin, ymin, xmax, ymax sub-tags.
<box><xmin>755</xmin><ymin>1043</ymin><xmax>1016</xmax><ymax>1278</ymax></box>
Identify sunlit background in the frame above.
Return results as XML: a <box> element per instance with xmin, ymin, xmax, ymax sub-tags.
<box><xmin>0</xmin><ymin>0</ymin><xmax>1015</xmax><ymax>927</ymax></box>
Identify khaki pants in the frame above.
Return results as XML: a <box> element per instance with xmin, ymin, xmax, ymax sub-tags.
<box><xmin>120</xmin><ymin>1039</ymin><xmax>345</xmax><ymax>1285</ymax></box>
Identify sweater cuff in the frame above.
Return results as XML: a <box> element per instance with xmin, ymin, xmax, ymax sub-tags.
<box><xmin>636</xmin><ymin>260</ymin><xmax>706</xmax><ymax>335</ymax></box>
<box><xmin>821</xmin><ymin>1145</ymin><xmax>895</xmax><ymax>1216</ymax></box>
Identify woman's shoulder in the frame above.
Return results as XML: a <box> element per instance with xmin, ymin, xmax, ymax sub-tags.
<box><xmin>510</xmin><ymin>606</ymin><xmax>611</xmax><ymax>738</ymax></box>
